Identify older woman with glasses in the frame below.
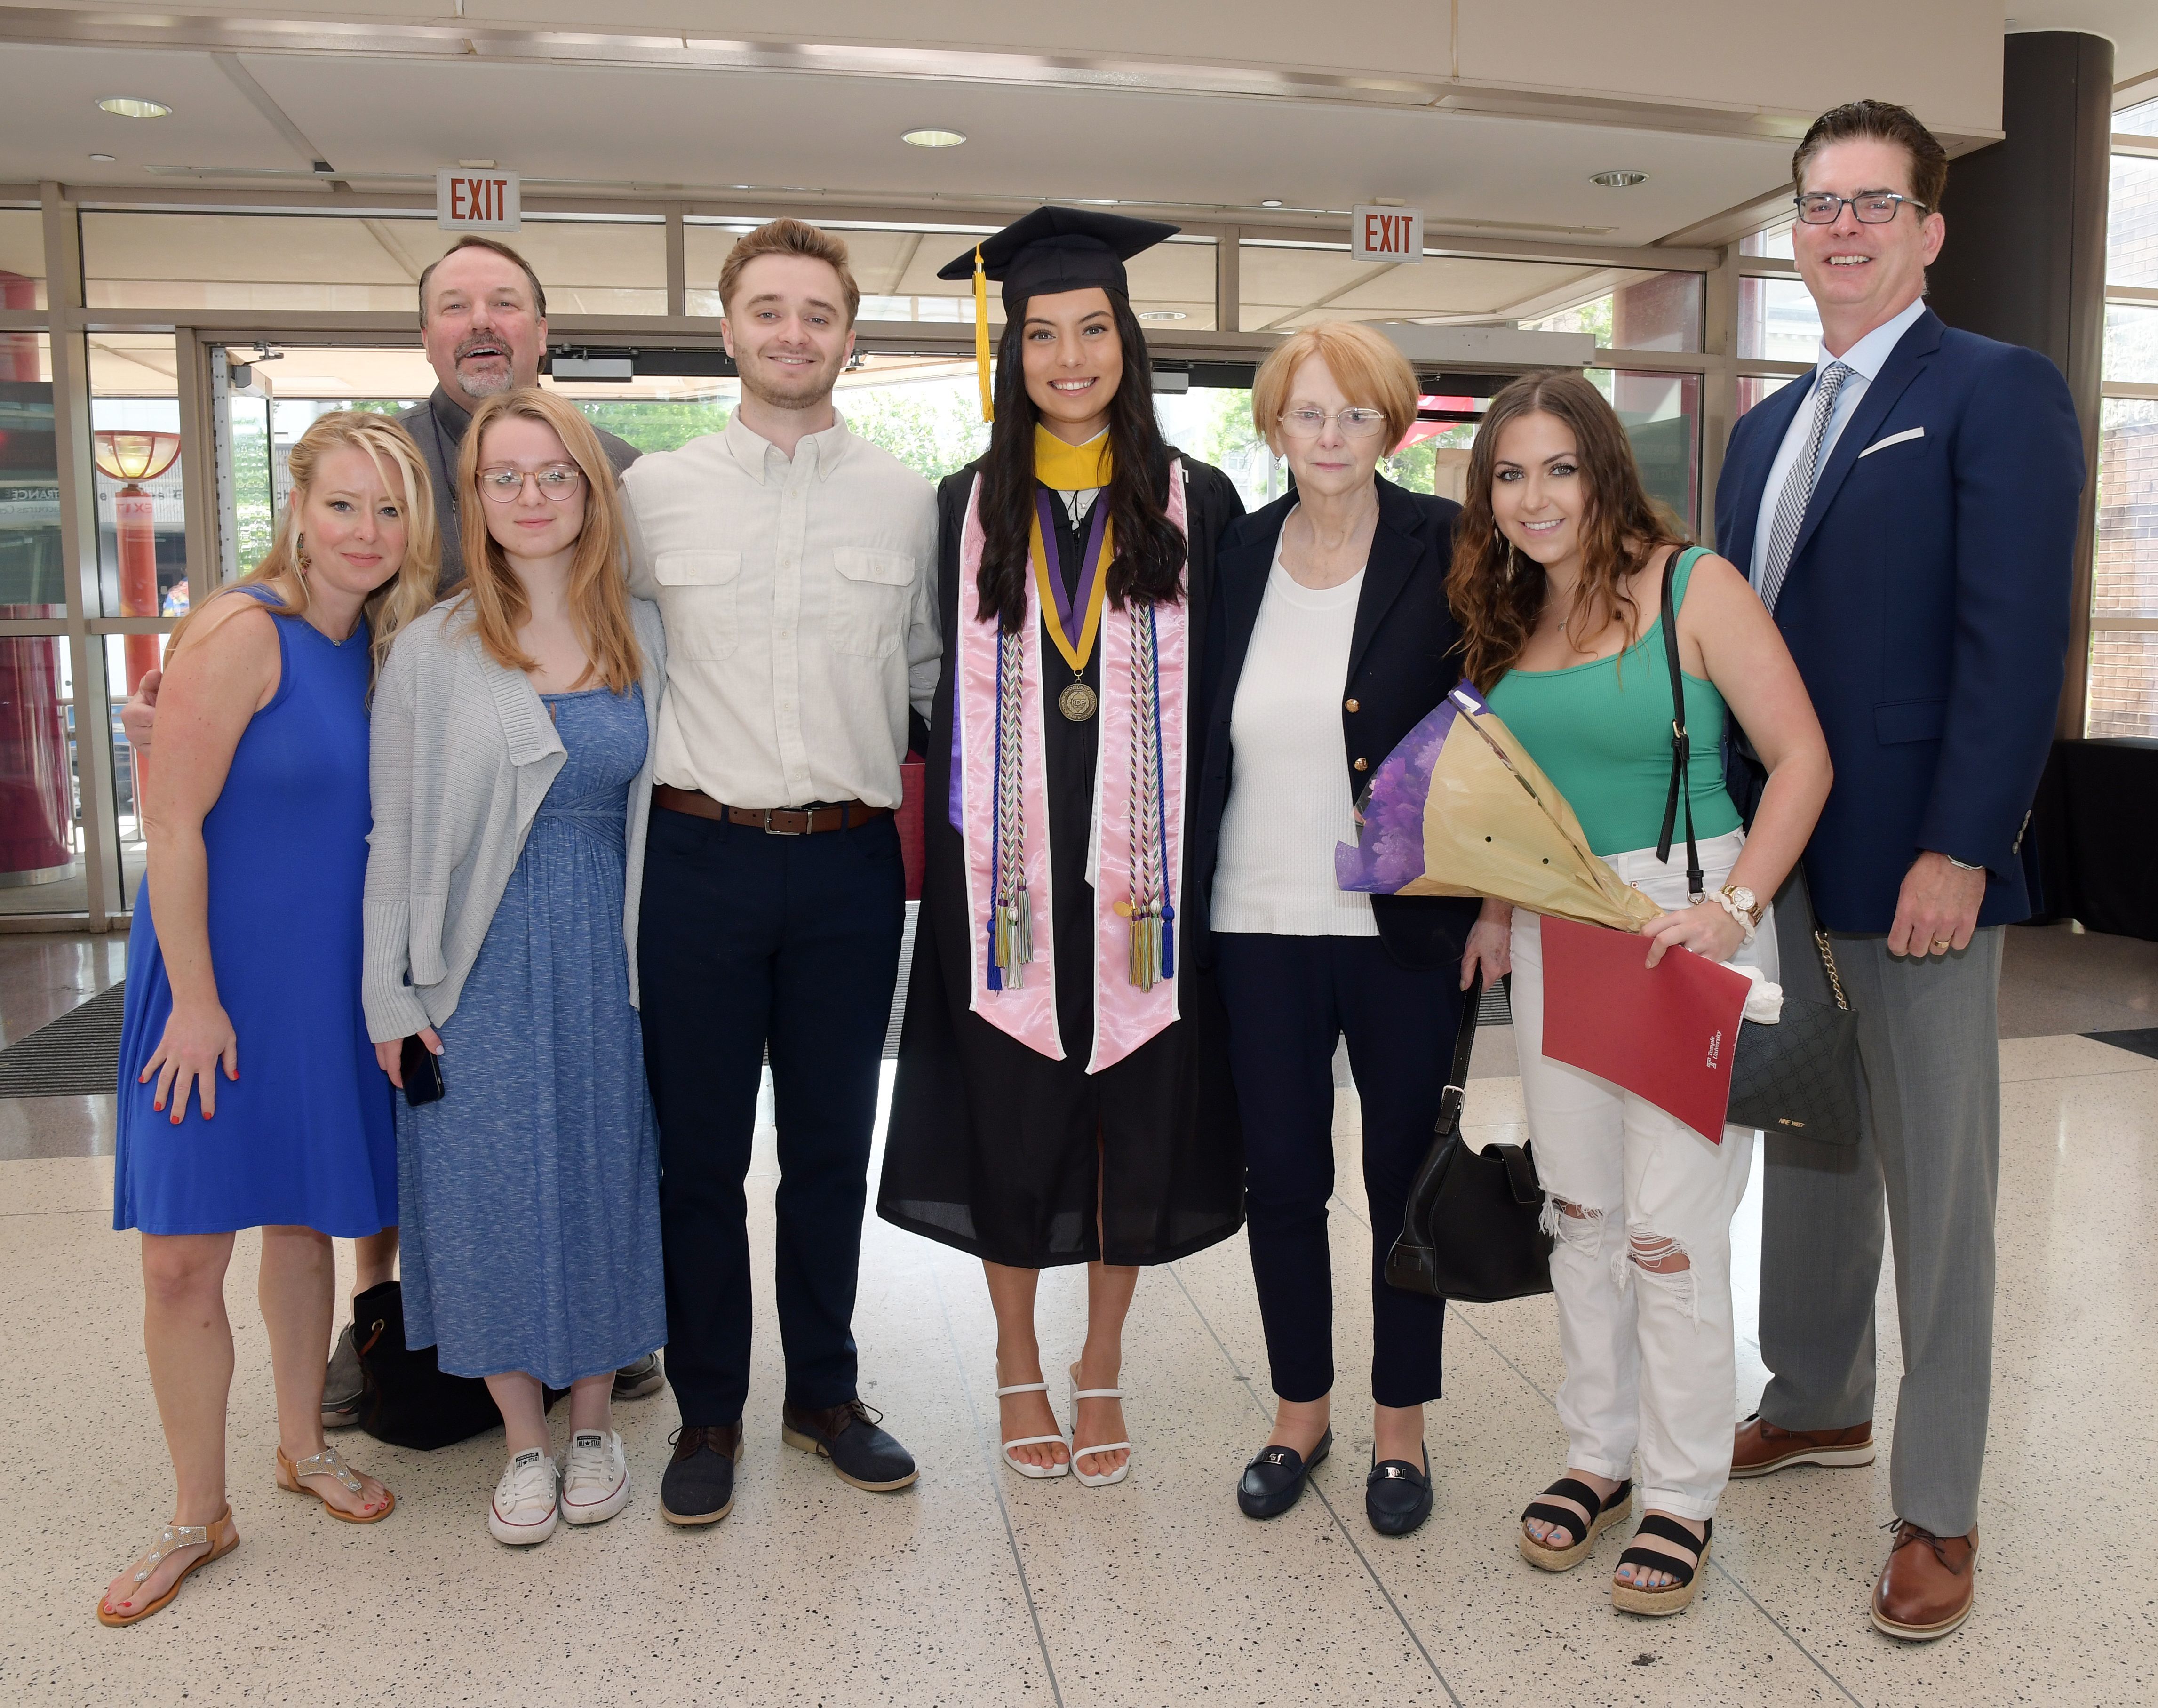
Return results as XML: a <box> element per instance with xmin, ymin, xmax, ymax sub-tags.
<box><xmin>1192</xmin><ymin>321</ymin><xmax>1480</xmax><ymax>1537</ymax></box>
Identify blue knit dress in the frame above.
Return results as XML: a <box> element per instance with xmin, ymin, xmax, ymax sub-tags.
<box><xmin>394</xmin><ymin>683</ymin><xmax>666</xmax><ymax>1387</ymax></box>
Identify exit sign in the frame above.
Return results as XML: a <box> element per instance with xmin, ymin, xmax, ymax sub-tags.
<box><xmin>1352</xmin><ymin>205</ymin><xmax>1424</xmax><ymax>264</ymax></box>
<box><xmin>437</xmin><ymin>169</ymin><xmax>521</xmax><ymax>231</ymax></box>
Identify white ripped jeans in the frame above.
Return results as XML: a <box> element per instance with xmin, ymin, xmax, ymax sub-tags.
<box><xmin>1509</xmin><ymin>829</ymin><xmax>1775</xmax><ymax>1522</ymax></box>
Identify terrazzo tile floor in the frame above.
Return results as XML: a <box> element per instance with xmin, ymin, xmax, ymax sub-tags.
<box><xmin>4</xmin><ymin>926</ymin><xmax>2156</xmax><ymax>1705</ymax></box>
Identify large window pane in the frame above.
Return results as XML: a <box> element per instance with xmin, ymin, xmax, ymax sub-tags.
<box><xmin>1242</xmin><ymin>242</ymin><xmax>1688</xmax><ymax>342</ymax></box>
<box><xmin>2106</xmin><ymin>303</ymin><xmax>2158</xmax><ymax>383</ymax></box>
<box><xmin>87</xmin><ymin>334</ymin><xmax>187</xmax><ymax>623</ymax></box>
<box><xmin>0</xmin><ymin>635</ymin><xmax>86</xmax><ymax>914</ymax></box>
<box><xmin>0</xmin><ymin>334</ymin><xmax>63</xmax><ymax>618</ymax></box>
<box><xmin>2109</xmin><ymin>156</ymin><xmax>2158</xmax><ymax>288</ymax></box>
<box><xmin>2119</xmin><ymin>96</ymin><xmax>2158</xmax><ymax>137</ymax></box>
<box><xmin>0</xmin><ymin>207</ymin><xmax>45</xmax><ymax>312</ymax></box>
<box><xmin>2092</xmin><ymin>398</ymin><xmax>2158</xmax><ymax>620</ymax></box>
<box><xmin>1740</xmin><ymin>224</ymin><xmax>1795</xmax><ymax>259</ymax></box>
<box><xmin>1589</xmin><ymin>368</ymin><xmax>1701</xmax><ymax>534</ymax></box>
<box><xmin>1739</xmin><ymin>276</ymin><xmax>1821</xmax><ymax>361</ymax></box>
<box><xmin>83</xmin><ymin>213</ymin><xmax>664</xmax><ymax>314</ymax></box>
<box><xmin>2086</xmin><ymin>632</ymin><xmax>2158</xmax><ymax>739</ymax></box>
<box><xmin>1738</xmin><ymin>373</ymin><xmax>1797</xmax><ymax>415</ymax></box>
<box><xmin>686</xmin><ymin>221</ymin><xmax>1214</xmax><ymax>328</ymax></box>
<box><xmin>104</xmin><ymin>632</ymin><xmax>165</xmax><ymax>910</ymax></box>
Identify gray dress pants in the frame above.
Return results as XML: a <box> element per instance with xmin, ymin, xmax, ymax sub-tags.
<box><xmin>1756</xmin><ymin>866</ymin><xmax>2002</xmax><ymax>1539</ymax></box>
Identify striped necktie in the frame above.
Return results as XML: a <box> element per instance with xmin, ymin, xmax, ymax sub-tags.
<box><xmin>1757</xmin><ymin>360</ymin><xmax>1853</xmax><ymax>614</ymax></box>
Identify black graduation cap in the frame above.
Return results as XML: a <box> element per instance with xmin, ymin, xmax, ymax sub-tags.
<box><xmin>939</xmin><ymin>207</ymin><xmax>1180</xmax><ymax>422</ymax></box>
<box><xmin>937</xmin><ymin>206</ymin><xmax>1180</xmax><ymax>312</ymax></box>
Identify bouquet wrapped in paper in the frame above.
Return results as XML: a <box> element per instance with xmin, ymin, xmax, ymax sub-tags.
<box><xmin>1335</xmin><ymin>681</ymin><xmax>1660</xmax><ymax>931</ymax></box>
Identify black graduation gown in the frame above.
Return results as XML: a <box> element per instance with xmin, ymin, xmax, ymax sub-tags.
<box><xmin>878</xmin><ymin>450</ymin><xmax>1247</xmax><ymax>1268</ymax></box>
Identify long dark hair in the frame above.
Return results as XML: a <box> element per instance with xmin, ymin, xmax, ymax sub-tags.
<box><xmin>1447</xmin><ymin>370</ymin><xmax>1688</xmax><ymax>692</ymax></box>
<box><xmin>974</xmin><ymin>290</ymin><xmax>1186</xmax><ymax>632</ymax></box>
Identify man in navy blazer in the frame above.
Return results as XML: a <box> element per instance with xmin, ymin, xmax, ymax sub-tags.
<box><xmin>1714</xmin><ymin>101</ymin><xmax>2084</xmax><ymax>1643</ymax></box>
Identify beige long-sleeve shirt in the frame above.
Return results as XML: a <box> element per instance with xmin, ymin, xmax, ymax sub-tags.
<box><xmin>621</xmin><ymin>412</ymin><xmax>939</xmax><ymax>810</ymax></box>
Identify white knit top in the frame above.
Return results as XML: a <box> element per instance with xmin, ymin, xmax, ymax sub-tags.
<box><xmin>1211</xmin><ymin>529</ymin><xmax>1376</xmax><ymax>937</ymax></box>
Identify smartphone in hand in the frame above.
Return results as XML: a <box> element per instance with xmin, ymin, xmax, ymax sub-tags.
<box><xmin>400</xmin><ymin>1034</ymin><xmax>445</xmax><ymax>1106</ymax></box>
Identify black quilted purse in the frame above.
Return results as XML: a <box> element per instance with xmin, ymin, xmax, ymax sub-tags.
<box><xmin>1655</xmin><ymin>552</ymin><xmax>1861</xmax><ymax>1146</ymax></box>
<box><xmin>1384</xmin><ymin>973</ymin><xmax>1555</xmax><ymax>1303</ymax></box>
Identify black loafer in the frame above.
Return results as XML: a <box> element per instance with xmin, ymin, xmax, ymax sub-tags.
<box><xmin>1238</xmin><ymin>1428</ymin><xmax>1332</xmax><ymax>1520</ymax></box>
<box><xmin>660</xmin><ymin>1422</ymin><xmax>744</xmax><ymax>1525</ymax></box>
<box><xmin>781</xmin><ymin>1398</ymin><xmax>918</xmax><ymax>1492</ymax></box>
<box><xmin>1366</xmin><ymin>1445</ymin><xmax>1433</xmax><ymax>1537</ymax></box>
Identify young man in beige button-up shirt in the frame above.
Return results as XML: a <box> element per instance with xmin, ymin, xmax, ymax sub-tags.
<box><xmin>620</xmin><ymin>220</ymin><xmax>937</xmax><ymax>1525</ymax></box>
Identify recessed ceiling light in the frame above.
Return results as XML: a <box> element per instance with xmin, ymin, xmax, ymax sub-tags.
<box><xmin>97</xmin><ymin>96</ymin><xmax>171</xmax><ymax>119</ymax></box>
<box><xmin>902</xmin><ymin>128</ymin><xmax>967</xmax><ymax>149</ymax></box>
<box><xmin>1589</xmin><ymin>169</ymin><xmax>1649</xmax><ymax>188</ymax></box>
<box><xmin>88</xmin><ymin>153</ymin><xmax>116</xmax><ymax>163</ymax></box>
<box><xmin>1139</xmin><ymin>310</ymin><xmax>1187</xmax><ymax>321</ymax></box>
<box><xmin>1260</xmin><ymin>199</ymin><xmax>1284</xmax><ymax>208</ymax></box>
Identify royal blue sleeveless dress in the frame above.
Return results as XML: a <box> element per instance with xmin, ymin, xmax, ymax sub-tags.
<box><xmin>113</xmin><ymin>587</ymin><xmax>397</xmax><ymax>1237</ymax></box>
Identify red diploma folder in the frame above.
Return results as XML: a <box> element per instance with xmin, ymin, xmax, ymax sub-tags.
<box><xmin>1537</xmin><ymin>917</ymin><xmax>1752</xmax><ymax>1143</ymax></box>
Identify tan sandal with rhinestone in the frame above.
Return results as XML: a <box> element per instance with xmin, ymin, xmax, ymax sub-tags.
<box><xmin>276</xmin><ymin>1444</ymin><xmax>395</xmax><ymax>1523</ymax></box>
<box><xmin>96</xmin><ymin>1506</ymin><xmax>239</xmax><ymax>1627</ymax></box>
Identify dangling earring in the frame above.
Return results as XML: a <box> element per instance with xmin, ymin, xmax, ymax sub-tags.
<box><xmin>295</xmin><ymin>533</ymin><xmax>310</xmax><ymax>575</ymax></box>
<box><xmin>1494</xmin><ymin>527</ymin><xmax>1517</xmax><ymax>577</ymax></box>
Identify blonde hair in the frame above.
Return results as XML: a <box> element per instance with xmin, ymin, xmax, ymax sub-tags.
<box><xmin>454</xmin><ymin>388</ymin><xmax>642</xmax><ymax>695</ymax></box>
<box><xmin>1251</xmin><ymin>320</ymin><xmax>1420</xmax><ymax>452</ymax></box>
<box><xmin>167</xmin><ymin>409</ymin><xmax>439</xmax><ymax>682</ymax></box>
<box><xmin>716</xmin><ymin>217</ymin><xmax>861</xmax><ymax>326</ymax></box>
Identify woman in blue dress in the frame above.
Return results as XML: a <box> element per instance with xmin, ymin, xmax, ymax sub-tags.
<box><xmin>101</xmin><ymin>412</ymin><xmax>441</xmax><ymax>1626</ymax></box>
<box><xmin>364</xmin><ymin>388</ymin><xmax>667</xmax><ymax>1548</ymax></box>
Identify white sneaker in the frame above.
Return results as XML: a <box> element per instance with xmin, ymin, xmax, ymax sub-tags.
<box><xmin>561</xmin><ymin>1430</ymin><xmax>630</xmax><ymax>1526</ymax></box>
<box><xmin>488</xmin><ymin>1449</ymin><xmax>559</xmax><ymax>1546</ymax></box>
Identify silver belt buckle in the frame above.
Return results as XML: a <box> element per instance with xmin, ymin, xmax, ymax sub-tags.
<box><xmin>762</xmin><ymin>808</ymin><xmax>811</xmax><ymax>836</ymax></box>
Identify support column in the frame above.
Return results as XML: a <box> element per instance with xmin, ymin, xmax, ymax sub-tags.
<box><xmin>1925</xmin><ymin>29</ymin><xmax>2113</xmax><ymax>738</ymax></box>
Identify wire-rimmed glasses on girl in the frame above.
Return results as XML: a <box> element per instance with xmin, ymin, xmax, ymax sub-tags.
<box><xmin>1279</xmin><ymin>406</ymin><xmax>1388</xmax><ymax>439</ymax></box>
<box><xmin>477</xmin><ymin>464</ymin><xmax>584</xmax><ymax>503</ymax></box>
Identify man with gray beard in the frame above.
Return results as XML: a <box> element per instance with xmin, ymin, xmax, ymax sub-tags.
<box><xmin>398</xmin><ymin>235</ymin><xmax>640</xmax><ymax>586</ymax></box>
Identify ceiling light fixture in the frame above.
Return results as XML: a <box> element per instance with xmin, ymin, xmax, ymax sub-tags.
<box><xmin>88</xmin><ymin>153</ymin><xmax>116</xmax><ymax>163</ymax></box>
<box><xmin>1260</xmin><ymin>199</ymin><xmax>1284</xmax><ymax>208</ymax></box>
<box><xmin>1589</xmin><ymin>169</ymin><xmax>1649</xmax><ymax>188</ymax></box>
<box><xmin>901</xmin><ymin>128</ymin><xmax>967</xmax><ymax>149</ymax></box>
<box><xmin>1139</xmin><ymin>310</ymin><xmax>1187</xmax><ymax>321</ymax></box>
<box><xmin>97</xmin><ymin>96</ymin><xmax>171</xmax><ymax>119</ymax></box>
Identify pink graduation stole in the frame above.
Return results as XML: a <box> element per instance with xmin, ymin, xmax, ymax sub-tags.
<box><xmin>953</xmin><ymin>464</ymin><xmax>1189</xmax><ymax>1072</ymax></box>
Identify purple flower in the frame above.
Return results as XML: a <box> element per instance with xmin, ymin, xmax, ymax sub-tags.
<box><xmin>1335</xmin><ymin>691</ymin><xmax>1467</xmax><ymax>894</ymax></box>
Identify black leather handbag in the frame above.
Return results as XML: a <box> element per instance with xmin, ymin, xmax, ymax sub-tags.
<box><xmin>350</xmin><ymin>1280</ymin><xmax>563</xmax><ymax>1450</ymax></box>
<box><xmin>1384</xmin><ymin>972</ymin><xmax>1555</xmax><ymax>1303</ymax></box>
<box><xmin>1654</xmin><ymin>551</ymin><xmax>1862</xmax><ymax>1147</ymax></box>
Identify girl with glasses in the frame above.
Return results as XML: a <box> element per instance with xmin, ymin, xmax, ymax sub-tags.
<box><xmin>363</xmin><ymin>388</ymin><xmax>668</xmax><ymax>1547</ymax></box>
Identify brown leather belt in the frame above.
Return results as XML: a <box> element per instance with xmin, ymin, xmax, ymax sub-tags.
<box><xmin>653</xmin><ymin>784</ymin><xmax>892</xmax><ymax>836</ymax></box>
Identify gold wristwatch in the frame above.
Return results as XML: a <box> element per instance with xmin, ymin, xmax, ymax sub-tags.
<box><xmin>1720</xmin><ymin>884</ymin><xmax>1763</xmax><ymax>928</ymax></box>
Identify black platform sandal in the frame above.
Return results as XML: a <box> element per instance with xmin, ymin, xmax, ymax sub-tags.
<box><xmin>1518</xmin><ymin>1476</ymin><xmax>1633</xmax><ymax>1572</ymax></box>
<box><xmin>1611</xmin><ymin>1514</ymin><xmax>1711</xmax><ymax>1615</ymax></box>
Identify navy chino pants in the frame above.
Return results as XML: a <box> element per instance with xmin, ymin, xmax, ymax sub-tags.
<box><xmin>638</xmin><ymin>806</ymin><xmax>904</xmax><ymax>1425</ymax></box>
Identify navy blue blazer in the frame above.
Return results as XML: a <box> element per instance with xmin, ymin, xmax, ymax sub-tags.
<box><xmin>1715</xmin><ymin>307</ymin><xmax>2084</xmax><ymax>933</ymax></box>
<box><xmin>1192</xmin><ymin>477</ymin><xmax>1481</xmax><ymax>972</ymax></box>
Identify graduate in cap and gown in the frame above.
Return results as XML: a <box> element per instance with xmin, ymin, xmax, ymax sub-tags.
<box><xmin>877</xmin><ymin>208</ymin><xmax>1246</xmax><ymax>1485</ymax></box>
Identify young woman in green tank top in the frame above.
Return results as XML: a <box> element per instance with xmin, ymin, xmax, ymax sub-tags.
<box><xmin>1450</xmin><ymin>373</ymin><xmax>1831</xmax><ymax>1616</ymax></box>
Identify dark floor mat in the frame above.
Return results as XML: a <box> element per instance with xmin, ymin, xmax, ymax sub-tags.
<box><xmin>884</xmin><ymin>906</ymin><xmax>917</xmax><ymax>1060</ymax></box>
<box><xmin>1477</xmin><ymin>974</ymin><xmax>1513</xmax><ymax>1029</ymax></box>
<box><xmin>0</xmin><ymin>982</ymin><xmax>126</xmax><ymax>1097</ymax></box>
<box><xmin>2086</xmin><ymin>1027</ymin><xmax>2158</xmax><ymax>1061</ymax></box>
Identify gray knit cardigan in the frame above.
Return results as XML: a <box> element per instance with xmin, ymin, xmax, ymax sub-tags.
<box><xmin>361</xmin><ymin>595</ymin><xmax>667</xmax><ymax>1042</ymax></box>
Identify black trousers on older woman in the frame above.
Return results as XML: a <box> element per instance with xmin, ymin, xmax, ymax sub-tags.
<box><xmin>1212</xmin><ymin>931</ymin><xmax>1464</xmax><ymax>1409</ymax></box>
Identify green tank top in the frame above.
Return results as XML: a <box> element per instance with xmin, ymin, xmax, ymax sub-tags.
<box><xmin>1482</xmin><ymin>547</ymin><xmax>1742</xmax><ymax>858</ymax></box>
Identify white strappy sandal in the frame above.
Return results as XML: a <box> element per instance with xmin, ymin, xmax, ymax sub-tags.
<box><xmin>1067</xmin><ymin>1364</ymin><xmax>1131</xmax><ymax>1488</ymax></box>
<box><xmin>995</xmin><ymin>1381</ymin><xmax>1070</xmax><ymax>1479</ymax></box>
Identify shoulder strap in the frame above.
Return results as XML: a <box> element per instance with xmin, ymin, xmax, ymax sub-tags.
<box><xmin>1433</xmin><ymin>970</ymin><xmax>1483</xmax><ymax>1141</ymax></box>
<box><xmin>1653</xmin><ymin>549</ymin><xmax>1705</xmax><ymax>902</ymax></box>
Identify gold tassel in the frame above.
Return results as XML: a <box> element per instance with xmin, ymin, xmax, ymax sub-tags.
<box><xmin>1122</xmin><ymin>901</ymin><xmax>1162</xmax><ymax>993</ymax></box>
<box><xmin>972</xmin><ymin>245</ymin><xmax>995</xmax><ymax>424</ymax></box>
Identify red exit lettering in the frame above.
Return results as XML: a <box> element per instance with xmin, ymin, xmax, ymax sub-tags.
<box><xmin>454</xmin><ymin>178</ymin><xmax>502</xmax><ymax>223</ymax></box>
<box><xmin>1363</xmin><ymin>212</ymin><xmax>1411</xmax><ymax>255</ymax></box>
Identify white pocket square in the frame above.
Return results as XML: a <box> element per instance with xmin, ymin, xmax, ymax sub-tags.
<box><xmin>1858</xmin><ymin>426</ymin><xmax>1925</xmax><ymax>457</ymax></box>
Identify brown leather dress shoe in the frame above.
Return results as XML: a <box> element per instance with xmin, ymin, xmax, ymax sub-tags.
<box><xmin>1729</xmin><ymin>1412</ymin><xmax>1876</xmax><ymax>1478</ymax></box>
<box><xmin>1872</xmin><ymin>1521</ymin><xmax>1978</xmax><ymax>1640</ymax></box>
